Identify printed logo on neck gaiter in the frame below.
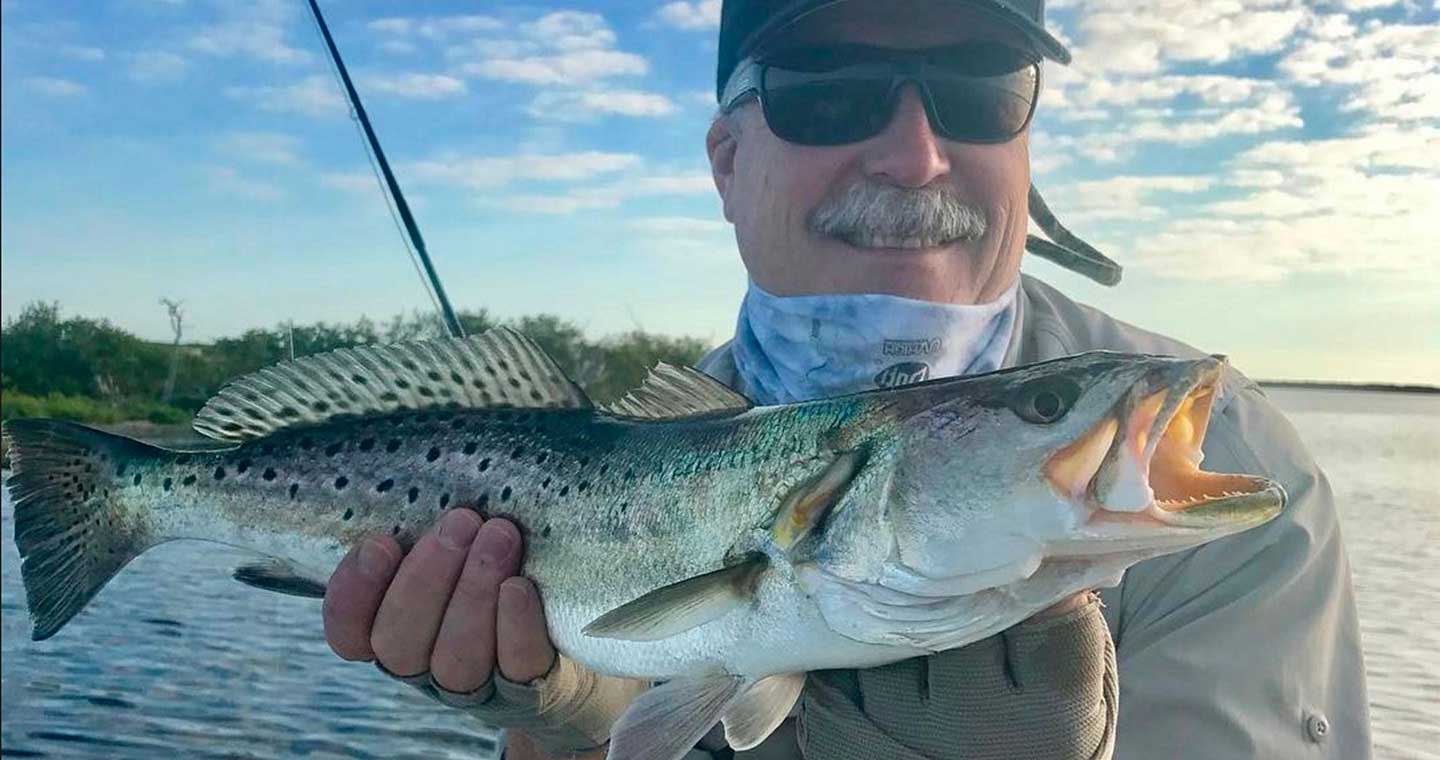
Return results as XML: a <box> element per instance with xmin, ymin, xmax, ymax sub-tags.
<box><xmin>875</xmin><ymin>361</ymin><xmax>931</xmax><ymax>388</ymax></box>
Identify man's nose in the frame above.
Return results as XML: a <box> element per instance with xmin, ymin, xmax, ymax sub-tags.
<box><xmin>861</xmin><ymin>84</ymin><xmax>951</xmax><ymax>188</ymax></box>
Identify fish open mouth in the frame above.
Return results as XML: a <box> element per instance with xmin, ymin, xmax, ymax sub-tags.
<box><xmin>1044</xmin><ymin>358</ymin><xmax>1285</xmax><ymax>549</ymax></box>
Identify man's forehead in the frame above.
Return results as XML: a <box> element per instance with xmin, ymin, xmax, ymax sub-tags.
<box><xmin>760</xmin><ymin>0</ymin><xmax>1029</xmax><ymax>51</ymax></box>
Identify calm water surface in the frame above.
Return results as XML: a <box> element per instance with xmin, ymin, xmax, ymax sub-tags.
<box><xmin>2</xmin><ymin>388</ymin><xmax>1437</xmax><ymax>759</ymax></box>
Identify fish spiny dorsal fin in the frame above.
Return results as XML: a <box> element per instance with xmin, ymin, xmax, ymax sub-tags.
<box><xmin>193</xmin><ymin>327</ymin><xmax>591</xmax><ymax>442</ymax></box>
<box><xmin>603</xmin><ymin>363</ymin><xmax>753</xmax><ymax>421</ymax></box>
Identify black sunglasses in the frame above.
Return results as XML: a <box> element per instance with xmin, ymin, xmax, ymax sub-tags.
<box><xmin>720</xmin><ymin>43</ymin><xmax>1041</xmax><ymax>146</ymax></box>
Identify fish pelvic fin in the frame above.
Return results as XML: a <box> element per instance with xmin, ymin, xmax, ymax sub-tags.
<box><xmin>2</xmin><ymin>419</ymin><xmax>165</xmax><ymax>640</ymax></box>
<box><xmin>607</xmin><ymin>675</ymin><xmax>747</xmax><ymax>760</ymax></box>
<box><xmin>583</xmin><ymin>553</ymin><xmax>769</xmax><ymax>641</ymax></box>
<box><xmin>723</xmin><ymin>673</ymin><xmax>805</xmax><ymax>751</ymax></box>
<box><xmin>233</xmin><ymin>558</ymin><xmax>328</xmax><ymax>598</ymax></box>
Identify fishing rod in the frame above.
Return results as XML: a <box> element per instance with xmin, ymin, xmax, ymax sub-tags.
<box><xmin>303</xmin><ymin>0</ymin><xmax>465</xmax><ymax>339</ymax></box>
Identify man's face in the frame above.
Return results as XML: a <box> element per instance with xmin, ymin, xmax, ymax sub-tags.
<box><xmin>708</xmin><ymin>1</ymin><xmax>1034</xmax><ymax>305</ymax></box>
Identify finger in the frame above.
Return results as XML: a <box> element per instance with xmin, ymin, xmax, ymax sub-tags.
<box><xmin>497</xmin><ymin>576</ymin><xmax>557</xmax><ymax>683</ymax></box>
<box><xmin>323</xmin><ymin>535</ymin><xmax>401</xmax><ymax>661</ymax></box>
<box><xmin>370</xmin><ymin>509</ymin><xmax>482</xmax><ymax>676</ymax></box>
<box><xmin>430</xmin><ymin>518</ymin><xmax>524</xmax><ymax>692</ymax></box>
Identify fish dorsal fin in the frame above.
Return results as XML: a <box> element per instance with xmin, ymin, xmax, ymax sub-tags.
<box><xmin>193</xmin><ymin>327</ymin><xmax>591</xmax><ymax>442</ymax></box>
<box><xmin>603</xmin><ymin>363</ymin><xmax>753</xmax><ymax>421</ymax></box>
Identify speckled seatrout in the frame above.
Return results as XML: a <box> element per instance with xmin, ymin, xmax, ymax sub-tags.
<box><xmin>3</xmin><ymin>327</ymin><xmax>1285</xmax><ymax>760</ymax></box>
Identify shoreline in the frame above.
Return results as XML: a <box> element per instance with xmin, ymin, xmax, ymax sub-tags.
<box><xmin>1258</xmin><ymin>380</ymin><xmax>1440</xmax><ymax>395</ymax></box>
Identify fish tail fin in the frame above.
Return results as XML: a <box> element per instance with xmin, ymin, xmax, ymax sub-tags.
<box><xmin>3</xmin><ymin>418</ymin><xmax>166</xmax><ymax>640</ymax></box>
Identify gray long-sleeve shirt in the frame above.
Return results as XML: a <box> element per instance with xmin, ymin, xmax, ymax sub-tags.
<box><xmin>696</xmin><ymin>273</ymin><xmax>1371</xmax><ymax>759</ymax></box>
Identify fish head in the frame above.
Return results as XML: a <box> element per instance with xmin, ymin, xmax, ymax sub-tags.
<box><xmin>867</xmin><ymin>351</ymin><xmax>1285</xmax><ymax>596</ymax></box>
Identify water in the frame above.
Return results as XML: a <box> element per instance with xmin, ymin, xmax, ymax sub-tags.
<box><xmin>2</xmin><ymin>388</ymin><xmax>1437</xmax><ymax>759</ymax></box>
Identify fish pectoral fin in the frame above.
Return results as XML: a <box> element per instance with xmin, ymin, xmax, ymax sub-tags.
<box><xmin>607</xmin><ymin>675</ymin><xmax>746</xmax><ymax>760</ymax></box>
<box><xmin>771</xmin><ymin>449</ymin><xmax>867</xmax><ymax>551</ymax></box>
<box><xmin>722</xmin><ymin>672</ymin><xmax>805</xmax><ymax>751</ymax></box>
<box><xmin>233</xmin><ymin>558</ymin><xmax>329</xmax><ymax>599</ymax></box>
<box><xmin>583</xmin><ymin>554</ymin><xmax>769</xmax><ymax>641</ymax></box>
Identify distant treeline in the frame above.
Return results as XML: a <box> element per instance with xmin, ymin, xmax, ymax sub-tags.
<box><xmin>0</xmin><ymin>302</ymin><xmax>713</xmax><ymax>426</ymax></box>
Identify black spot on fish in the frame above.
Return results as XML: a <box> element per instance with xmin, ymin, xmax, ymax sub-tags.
<box><xmin>214</xmin><ymin>467</ymin><xmax>226</xmax><ymax>481</ymax></box>
<box><xmin>312</xmin><ymin>401</ymin><xmax>330</xmax><ymax>413</ymax></box>
<box><xmin>479</xmin><ymin>458</ymin><xmax>491</xmax><ymax>472</ymax></box>
<box><xmin>439</xmin><ymin>493</ymin><xmax>450</xmax><ymax>509</ymax></box>
<box><xmin>418</xmin><ymin>386</ymin><xmax>435</xmax><ymax>398</ymax></box>
<box><xmin>395</xmin><ymin>378</ymin><xmax>411</xmax><ymax>390</ymax></box>
<box><xmin>578</xmin><ymin>482</ymin><xmax>589</xmax><ymax>493</ymax></box>
<box><xmin>237</xmin><ymin>459</ymin><xmax>251</xmax><ymax>474</ymax></box>
<box><xmin>579</xmin><ymin>456</ymin><xmax>590</xmax><ymax>468</ymax></box>
<box><xmin>386</xmin><ymin>439</ymin><xmax>401</xmax><ymax>453</ymax></box>
<box><xmin>376</xmin><ymin>479</ymin><xmax>394</xmax><ymax>493</ymax></box>
<box><xmin>279</xmin><ymin>406</ymin><xmax>300</xmax><ymax>419</ymax></box>
<box><xmin>463</xmin><ymin>442</ymin><xmax>478</xmax><ymax>456</ymax></box>
<box><xmin>541</xmin><ymin>477</ymin><xmax>551</xmax><ymax>489</ymax></box>
<box><xmin>360</xmin><ymin>438</ymin><xmax>376</xmax><ymax>452</ymax></box>
<box><xmin>407</xmin><ymin>486</ymin><xmax>419</xmax><ymax>504</ymax></box>
<box><xmin>342</xmin><ymin>508</ymin><xmax>354</xmax><ymax>521</ymax></box>
<box><xmin>599</xmin><ymin>464</ymin><xmax>609</xmax><ymax>475</ymax></box>
<box><xmin>541</xmin><ymin>525</ymin><xmax>551</xmax><ymax>538</ymax></box>
<box><xmin>529</xmin><ymin>390</ymin><xmax>542</xmax><ymax>402</ymax></box>
<box><xmin>624</xmin><ymin>469</ymin><xmax>636</xmax><ymax>481</ymax></box>
<box><xmin>392</xmin><ymin>524</ymin><xmax>402</xmax><ymax>535</ymax></box>
<box><xmin>501</xmin><ymin>486</ymin><xmax>512</xmax><ymax>502</ymax></box>
<box><xmin>478</xmin><ymin>492</ymin><xmax>490</xmax><ymax>508</ymax></box>
<box><xmin>352</xmin><ymin>374</ymin><xmax>368</xmax><ymax>384</ymax></box>
<box><xmin>325</xmin><ymin>442</ymin><xmax>343</xmax><ymax>457</ymax></box>
<box><xmin>263</xmin><ymin>468</ymin><xmax>277</xmax><ymax>481</ymax></box>
<box><xmin>497</xmin><ymin>359</ymin><xmax>510</xmax><ymax>371</ymax></box>
<box><xmin>182</xmin><ymin>474</ymin><xmax>197</xmax><ymax>486</ymax></box>
<box><xmin>289</xmin><ymin>483</ymin><xmax>300</xmax><ymax>499</ymax></box>
<box><xmin>334</xmin><ymin>476</ymin><xmax>349</xmax><ymax>490</ymax></box>
<box><xmin>116</xmin><ymin>463</ymin><xmax>129</xmax><ymax>478</ymax></box>
<box><xmin>511</xmin><ymin>447</ymin><xmax>524</xmax><ymax>460</ymax></box>
<box><xmin>133</xmin><ymin>474</ymin><xmax>142</xmax><ymax>486</ymax></box>
<box><xmin>426</xmin><ymin>447</ymin><xmax>441</xmax><ymax>463</ymax></box>
<box><xmin>163</xmin><ymin>477</ymin><xmax>173</xmax><ymax>491</ymax></box>
<box><xmin>379</xmin><ymin>391</ymin><xmax>399</xmax><ymax>403</ymax></box>
<box><xmin>536</xmin><ymin>452</ymin><xmax>548</xmax><ymax>464</ymax></box>
<box><xmin>559</xmin><ymin>485</ymin><xmax>570</xmax><ymax>497</ymax></box>
<box><xmin>508</xmin><ymin>378</ymin><xmax>521</xmax><ymax>390</ymax></box>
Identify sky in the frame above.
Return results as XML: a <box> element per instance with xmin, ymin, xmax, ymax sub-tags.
<box><xmin>1</xmin><ymin>0</ymin><xmax>1437</xmax><ymax>384</ymax></box>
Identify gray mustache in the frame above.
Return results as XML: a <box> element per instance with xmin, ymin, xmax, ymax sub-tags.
<box><xmin>809</xmin><ymin>183</ymin><xmax>988</xmax><ymax>246</ymax></box>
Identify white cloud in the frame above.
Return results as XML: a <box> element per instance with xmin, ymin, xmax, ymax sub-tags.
<box><xmin>1280</xmin><ymin>21</ymin><xmax>1440</xmax><ymax>124</ymax></box>
<box><xmin>187</xmin><ymin>0</ymin><xmax>310</xmax><ymax>65</ymax></box>
<box><xmin>527</xmin><ymin>89</ymin><xmax>678</xmax><ymax>120</ymax></box>
<box><xmin>463</xmin><ymin>49</ymin><xmax>648</xmax><ymax>85</ymax></box>
<box><xmin>656</xmin><ymin>0</ymin><xmax>722</xmax><ymax>30</ymax></box>
<box><xmin>23</xmin><ymin>76</ymin><xmax>86</xmax><ymax>96</ymax></box>
<box><xmin>59</xmin><ymin>45</ymin><xmax>105</xmax><ymax>62</ymax></box>
<box><xmin>216</xmin><ymin>132</ymin><xmax>302</xmax><ymax>165</ymax></box>
<box><xmin>127</xmin><ymin>51</ymin><xmax>189</xmax><ymax>84</ymax></box>
<box><xmin>361</xmin><ymin>73</ymin><xmax>468</xmax><ymax>100</ymax></box>
<box><xmin>521</xmin><ymin>12</ymin><xmax>616</xmax><ymax>51</ymax></box>
<box><xmin>367</xmin><ymin>15</ymin><xmax>503</xmax><ymax>40</ymax></box>
<box><xmin>406</xmin><ymin>152</ymin><xmax>644</xmax><ymax>190</ymax></box>
<box><xmin>1053</xmin><ymin>175</ymin><xmax>1214</xmax><ymax>221</ymax></box>
<box><xmin>207</xmin><ymin>166</ymin><xmax>286</xmax><ymax>202</ymax></box>
<box><xmin>491</xmin><ymin>172</ymin><xmax>716</xmax><ymax>214</ymax></box>
<box><xmin>1065</xmin><ymin>0</ymin><xmax>1307</xmax><ymax>74</ymax></box>
<box><xmin>225</xmin><ymin>75</ymin><xmax>346</xmax><ymax>119</ymax></box>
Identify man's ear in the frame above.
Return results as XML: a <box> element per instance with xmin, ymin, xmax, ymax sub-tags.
<box><xmin>707</xmin><ymin>115</ymin><xmax>739</xmax><ymax>223</ymax></box>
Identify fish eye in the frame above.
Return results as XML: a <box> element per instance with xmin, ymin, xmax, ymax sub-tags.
<box><xmin>1012</xmin><ymin>379</ymin><xmax>1079</xmax><ymax>424</ymax></box>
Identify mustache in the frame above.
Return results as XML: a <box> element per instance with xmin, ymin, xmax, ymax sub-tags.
<box><xmin>808</xmin><ymin>182</ymin><xmax>988</xmax><ymax>247</ymax></box>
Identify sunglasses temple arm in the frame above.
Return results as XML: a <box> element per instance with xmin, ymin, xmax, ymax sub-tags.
<box><xmin>1026</xmin><ymin>184</ymin><xmax>1123</xmax><ymax>287</ymax></box>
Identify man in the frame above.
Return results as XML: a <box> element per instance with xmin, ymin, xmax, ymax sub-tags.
<box><xmin>322</xmin><ymin>1</ymin><xmax>1371</xmax><ymax>758</ymax></box>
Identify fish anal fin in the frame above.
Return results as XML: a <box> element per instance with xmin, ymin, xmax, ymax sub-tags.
<box><xmin>193</xmin><ymin>327</ymin><xmax>592</xmax><ymax>442</ymax></box>
<box><xmin>583</xmin><ymin>554</ymin><xmax>769</xmax><ymax>641</ymax></box>
<box><xmin>723</xmin><ymin>672</ymin><xmax>805</xmax><ymax>751</ymax></box>
<box><xmin>602</xmin><ymin>363</ymin><xmax>753</xmax><ymax>421</ymax></box>
<box><xmin>233</xmin><ymin>558</ymin><xmax>328</xmax><ymax>599</ymax></box>
<box><xmin>607</xmin><ymin>675</ymin><xmax>746</xmax><ymax>760</ymax></box>
<box><xmin>772</xmin><ymin>449</ymin><xmax>867</xmax><ymax>551</ymax></box>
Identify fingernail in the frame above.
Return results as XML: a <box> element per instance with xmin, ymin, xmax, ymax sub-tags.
<box><xmin>478</xmin><ymin>521</ymin><xmax>517</xmax><ymax>562</ymax></box>
<box><xmin>438</xmin><ymin>509</ymin><xmax>481</xmax><ymax>550</ymax></box>
<box><xmin>358</xmin><ymin>539</ymin><xmax>395</xmax><ymax>578</ymax></box>
<box><xmin>499</xmin><ymin>578</ymin><xmax>529</xmax><ymax>613</ymax></box>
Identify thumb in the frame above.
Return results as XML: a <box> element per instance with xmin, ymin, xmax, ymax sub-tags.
<box><xmin>496</xmin><ymin>576</ymin><xmax>557</xmax><ymax>683</ymax></box>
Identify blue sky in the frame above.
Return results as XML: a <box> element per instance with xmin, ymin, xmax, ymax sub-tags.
<box><xmin>2</xmin><ymin>0</ymin><xmax>1437</xmax><ymax>384</ymax></box>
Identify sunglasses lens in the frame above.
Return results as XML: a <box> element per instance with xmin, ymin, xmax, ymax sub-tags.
<box><xmin>927</xmin><ymin>68</ymin><xmax>1037</xmax><ymax>141</ymax></box>
<box><xmin>762</xmin><ymin>72</ymin><xmax>895</xmax><ymax>145</ymax></box>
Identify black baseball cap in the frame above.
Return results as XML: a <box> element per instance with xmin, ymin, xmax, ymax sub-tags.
<box><xmin>716</xmin><ymin>0</ymin><xmax>1072</xmax><ymax>100</ymax></box>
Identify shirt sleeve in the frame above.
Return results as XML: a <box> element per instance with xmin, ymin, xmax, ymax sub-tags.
<box><xmin>1099</xmin><ymin>374</ymin><xmax>1371</xmax><ymax>759</ymax></box>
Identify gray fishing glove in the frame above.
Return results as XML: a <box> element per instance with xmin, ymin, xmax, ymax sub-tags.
<box><xmin>382</xmin><ymin>654</ymin><xmax>650</xmax><ymax>755</ymax></box>
<box><xmin>797</xmin><ymin>593</ymin><xmax>1117</xmax><ymax>760</ymax></box>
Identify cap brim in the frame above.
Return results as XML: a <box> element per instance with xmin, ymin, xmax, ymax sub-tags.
<box><xmin>743</xmin><ymin>0</ymin><xmax>1072</xmax><ymax>65</ymax></box>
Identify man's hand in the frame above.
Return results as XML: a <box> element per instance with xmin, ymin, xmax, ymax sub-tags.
<box><xmin>323</xmin><ymin>509</ymin><xmax>555</xmax><ymax>687</ymax></box>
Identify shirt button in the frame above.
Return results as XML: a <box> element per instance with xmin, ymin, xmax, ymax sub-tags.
<box><xmin>1305</xmin><ymin>712</ymin><xmax>1330</xmax><ymax>743</ymax></box>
